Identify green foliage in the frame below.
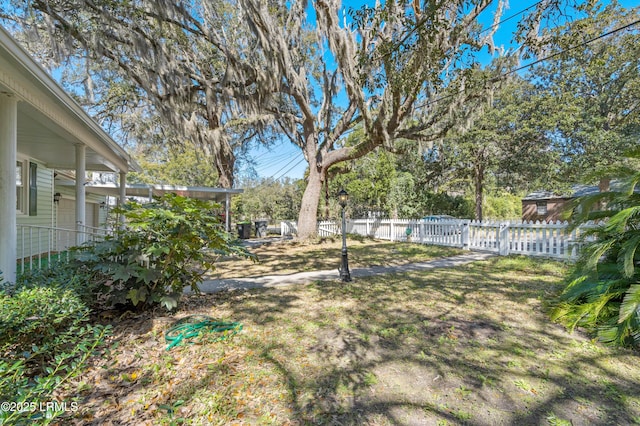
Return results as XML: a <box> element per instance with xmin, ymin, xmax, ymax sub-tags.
<box><xmin>234</xmin><ymin>177</ymin><xmax>304</xmax><ymax>221</ymax></box>
<box><xmin>329</xmin><ymin>147</ymin><xmax>473</xmax><ymax>219</ymax></box>
<box><xmin>550</xmin><ymin>151</ymin><xmax>640</xmax><ymax>347</ymax></box>
<box><xmin>0</xmin><ymin>286</ymin><xmax>110</xmax><ymax>424</ymax></box>
<box><xmin>532</xmin><ymin>2</ymin><xmax>640</xmax><ymax>183</ymax></box>
<box><xmin>419</xmin><ymin>192</ymin><xmax>474</xmax><ymax>219</ymax></box>
<box><xmin>483</xmin><ymin>192</ymin><xmax>523</xmax><ymax>220</ymax></box>
<box><xmin>14</xmin><ymin>262</ymin><xmax>98</xmax><ymax>307</ymax></box>
<box><xmin>128</xmin><ymin>141</ymin><xmax>219</xmax><ymax>187</ymax></box>
<box><xmin>69</xmin><ymin>194</ymin><xmax>252</xmax><ymax>311</ymax></box>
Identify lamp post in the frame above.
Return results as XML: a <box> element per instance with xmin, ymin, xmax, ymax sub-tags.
<box><xmin>338</xmin><ymin>189</ymin><xmax>351</xmax><ymax>282</ymax></box>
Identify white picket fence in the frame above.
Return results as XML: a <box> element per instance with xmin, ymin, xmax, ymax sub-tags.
<box><xmin>281</xmin><ymin>218</ymin><xmax>589</xmax><ymax>260</ymax></box>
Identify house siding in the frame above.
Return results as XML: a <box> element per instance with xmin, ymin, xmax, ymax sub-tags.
<box><xmin>16</xmin><ymin>160</ymin><xmax>54</xmax><ymax>259</ymax></box>
<box><xmin>16</xmin><ymin>164</ymin><xmax>110</xmax><ymax>259</ymax></box>
<box><xmin>55</xmin><ymin>187</ymin><xmax>110</xmax><ymax>228</ymax></box>
<box><xmin>521</xmin><ymin>198</ymin><xmax>571</xmax><ymax>222</ymax></box>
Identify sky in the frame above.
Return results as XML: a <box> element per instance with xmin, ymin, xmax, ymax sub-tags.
<box><xmin>248</xmin><ymin>0</ymin><xmax>640</xmax><ymax>181</ymax></box>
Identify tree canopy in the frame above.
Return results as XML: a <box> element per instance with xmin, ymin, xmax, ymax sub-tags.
<box><xmin>3</xmin><ymin>0</ymin><xmax>638</xmax><ymax>234</ymax></box>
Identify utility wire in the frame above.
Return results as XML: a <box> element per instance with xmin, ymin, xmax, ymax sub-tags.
<box><xmin>255</xmin><ymin>150</ymin><xmax>298</xmax><ymax>170</ymax></box>
<box><xmin>479</xmin><ymin>0</ymin><xmax>545</xmax><ymax>34</ymax></box>
<box><xmin>412</xmin><ymin>18</ymin><xmax>640</xmax><ymax>110</ymax></box>
<box><xmin>273</xmin><ymin>156</ymin><xmax>306</xmax><ymax>181</ymax></box>
<box><xmin>258</xmin><ymin>8</ymin><xmax>639</xmax><ymax>180</ymax></box>
<box><xmin>500</xmin><ymin>18</ymin><xmax>640</xmax><ymax>78</ymax></box>
<box><xmin>269</xmin><ymin>152</ymin><xmax>304</xmax><ymax>180</ymax></box>
<box><xmin>373</xmin><ymin>0</ymin><xmax>544</xmax><ymax>62</ymax></box>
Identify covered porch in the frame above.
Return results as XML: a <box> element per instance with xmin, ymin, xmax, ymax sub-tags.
<box><xmin>0</xmin><ymin>26</ymin><xmax>138</xmax><ymax>283</ymax></box>
<box><xmin>78</xmin><ymin>183</ymin><xmax>242</xmax><ymax>233</ymax></box>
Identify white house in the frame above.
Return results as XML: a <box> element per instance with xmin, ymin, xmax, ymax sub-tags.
<box><xmin>0</xmin><ymin>26</ymin><xmax>139</xmax><ymax>283</ymax></box>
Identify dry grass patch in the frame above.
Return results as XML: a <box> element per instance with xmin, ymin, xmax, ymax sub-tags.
<box><xmin>59</xmin><ymin>256</ymin><xmax>639</xmax><ymax>425</ymax></box>
<box><xmin>207</xmin><ymin>237</ymin><xmax>463</xmax><ymax>279</ymax></box>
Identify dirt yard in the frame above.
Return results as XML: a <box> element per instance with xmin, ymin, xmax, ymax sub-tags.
<box><xmin>59</xmin><ymin>241</ymin><xmax>639</xmax><ymax>425</ymax></box>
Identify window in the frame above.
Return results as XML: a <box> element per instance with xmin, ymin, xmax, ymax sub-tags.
<box><xmin>536</xmin><ymin>201</ymin><xmax>548</xmax><ymax>216</ymax></box>
<box><xmin>16</xmin><ymin>160</ymin><xmax>37</xmax><ymax>215</ymax></box>
<box><xmin>16</xmin><ymin>160</ymin><xmax>25</xmax><ymax>213</ymax></box>
<box><xmin>29</xmin><ymin>162</ymin><xmax>37</xmax><ymax>216</ymax></box>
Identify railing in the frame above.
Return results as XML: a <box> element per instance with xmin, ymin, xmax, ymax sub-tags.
<box><xmin>281</xmin><ymin>218</ymin><xmax>591</xmax><ymax>260</ymax></box>
<box><xmin>17</xmin><ymin>225</ymin><xmax>114</xmax><ymax>273</ymax></box>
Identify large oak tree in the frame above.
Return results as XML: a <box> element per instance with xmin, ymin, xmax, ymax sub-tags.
<box><xmin>238</xmin><ymin>0</ymin><xmax>513</xmax><ymax>237</ymax></box>
<box><xmin>3</xmin><ymin>0</ymin><xmax>563</xmax><ymax>238</ymax></box>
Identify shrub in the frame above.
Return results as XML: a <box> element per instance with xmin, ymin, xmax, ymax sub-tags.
<box><xmin>69</xmin><ymin>193</ymin><xmax>252</xmax><ymax>311</ymax></box>
<box><xmin>0</xmin><ymin>286</ymin><xmax>110</xmax><ymax>424</ymax></box>
<box><xmin>550</xmin><ymin>151</ymin><xmax>640</xmax><ymax>347</ymax></box>
<box><xmin>11</xmin><ymin>263</ymin><xmax>96</xmax><ymax>307</ymax></box>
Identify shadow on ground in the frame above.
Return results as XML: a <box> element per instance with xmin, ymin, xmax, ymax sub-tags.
<box><xmin>67</xmin><ymin>256</ymin><xmax>639</xmax><ymax>425</ymax></box>
<box><xmin>221</xmin><ymin>256</ymin><xmax>640</xmax><ymax>425</ymax></box>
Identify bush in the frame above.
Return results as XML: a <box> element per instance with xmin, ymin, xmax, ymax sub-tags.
<box><xmin>419</xmin><ymin>192</ymin><xmax>474</xmax><ymax>219</ymax></box>
<box><xmin>0</xmin><ymin>286</ymin><xmax>110</xmax><ymax>424</ymax></box>
<box><xmin>68</xmin><ymin>193</ymin><xmax>253</xmax><ymax>311</ymax></box>
<box><xmin>1</xmin><ymin>287</ymin><xmax>88</xmax><ymax>363</ymax></box>
<box><xmin>12</xmin><ymin>263</ymin><xmax>96</xmax><ymax>308</ymax></box>
<box><xmin>550</xmin><ymin>151</ymin><xmax>640</xmax><ymax>347</ymax></box>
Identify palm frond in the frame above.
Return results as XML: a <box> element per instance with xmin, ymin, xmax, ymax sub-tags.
<box><xmin>618</xmin><ymin>233</ymin><xmax>640</xmax><ymax>278</ymax></box>
<box><xmin>551</xmin><ymin>149</ymin><xmax>640</xmax><ymax>348</ymax></box>
<box><xmin>619</xmin><ymin>284</ymin><xmax>640</xmax><ymax>324</ymax></box>
<box><xmin>605</xmin><ymin>206</ymin><xmax>640</xmax><ymax>234</ymax></box>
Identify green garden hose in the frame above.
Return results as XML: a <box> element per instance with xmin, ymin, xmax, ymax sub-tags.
<box><xmin>164</xmin><ymin>315</ymin><xmax>242</xmax><ymax>351</ymax></box>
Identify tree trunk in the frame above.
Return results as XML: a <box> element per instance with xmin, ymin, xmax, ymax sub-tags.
<box><xmin>297</xmin><ymin>167</ymin><xmax>323</xmax><ymax>239</ymax></box>
<box><xmin>214</xmin><ymin>148</ymin><xmax>235</xmax><ymax>188</ymax></box>
<box><xmin>474</xmin><ymin>163</ymin><xmax>484</xmax><ymax>221</ymax></box>
<box><xmin>598</xmin><ymin>176</ymin><xmax>611</xmax><ymax>210</ymax></box>
<box><xmin>598</xmin><ymin>177</ymin><xmax>611</xmax><ymax>193</ymax></box>
<box><xmin>324</xmin><ymin>176</ymin><xmax>330</xmax><ymax>220</ymax></box>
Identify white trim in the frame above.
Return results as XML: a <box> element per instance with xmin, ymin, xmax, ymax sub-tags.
<box><xmin>0</xmin><ymin>94</ymin><xmax>17</xmax><ymax>283</ymax></box>
<box><xmin>0</xmin><ymin>26</ymin><xmax>139</xmax><ymax>173</ymax></box>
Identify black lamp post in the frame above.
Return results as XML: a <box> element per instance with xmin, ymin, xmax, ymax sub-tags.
<box><xmin>338</xmin><ymin>189</ymin><xmax>351</xmax><ymax>282</ymax></box>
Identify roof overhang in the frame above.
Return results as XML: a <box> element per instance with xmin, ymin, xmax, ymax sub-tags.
<box><xmin>58</xmin><ymin>181</ymin><xmax>243</xmax><ymax>203</ymax></box>
<box><xmin>0</xmin><ymin>26</ymin><xmax>140</xmax><ymax>173</ymax></box>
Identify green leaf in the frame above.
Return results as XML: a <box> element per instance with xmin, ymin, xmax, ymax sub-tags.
<box><xmin>147</xmin><ymin>244</ymin><xmax>171</xmax><ymax>256</ymax></box>
<box><xmin>160</xmin><ymin>296</ymin><xmax>178</xmax><ymax>311</ymax></box>
<box><xmin>112</xmin><ymin>264</ymin><xmax>136</xmax><ymax>282</ymax></box>
<box><xmin>136</xmin><ymin>268</ymin><xmax>160</xmax><ymax>285</ymax></box>
<box><xmin>619</xmin><ymin>234</ymin><xmax>640</xmax><ymax>278</ymax></box>
<box><xmin>127</xmin><ymin>287</ymin><xmax>148</xmax><ymax>306</ymax></box>
<box><xmin>619</xmin><ymin>284</ymin><xmax>640</xmax><ymax>324</ymax></box>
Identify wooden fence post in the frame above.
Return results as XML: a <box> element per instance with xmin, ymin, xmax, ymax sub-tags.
<box><xmin>461</xmin><ymin>220</ymin><xmax>470</xmax><ymax>250</ymax></box>
<box><xmin>499</xmin><ymin>222</ymin><xmax>510</xmax><ymax>256</ymax></box>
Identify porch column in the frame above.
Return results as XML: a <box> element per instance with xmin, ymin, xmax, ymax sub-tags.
<box><xmin>118</xmin><ymin>171</ymin><xmax>126</xmax><ymax>206</ymax></box>
<box><xmin>225</xmin><ymin>192</ymin><xmax>231</xmax><ymax>232</ymax></box>
<box><xmin>75</xmin><ymin>144</ymin><xmax>86</xmax><ymax>245</ymax></box>
<box><xmin>119</xmin><ymin>171</ymin><xmax>126</xmax><ymax>228</ymax></box>
<box><xmin>0</xmin><ymin>95</ymin><xmax>17</xmax><ymax>283</ymax></box>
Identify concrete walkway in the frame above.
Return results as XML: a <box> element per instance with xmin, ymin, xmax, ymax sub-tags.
<box><xmin>192</xmin><ymin>251</ymin><xmax>495</xmax><ymax>294</ymax></box>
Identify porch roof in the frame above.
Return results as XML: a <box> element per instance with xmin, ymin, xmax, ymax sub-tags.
<box><xmin>70</xmin><ymin>182</ymin><xmax>243</xmax><ymax>203</ymax></box>
<box><xmin>0</xmin><ymin>26</ymin><xmax>139</xmax><ymax>173</ymax></box>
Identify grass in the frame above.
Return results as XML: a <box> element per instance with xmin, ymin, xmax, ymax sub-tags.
<box><xmin>17</xmin><ymin>251</ymin><xmax>71</xmax><ymax>273</ymax></box>
<box><xmin>208</xmin><ymin>237</ymin><xmax>463</xmax><ymax>278</ymax></box>
<box><xmin>55</xmin><ymin>244</ymin><xmax>639</xmax><ymax>425</ymax></box>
